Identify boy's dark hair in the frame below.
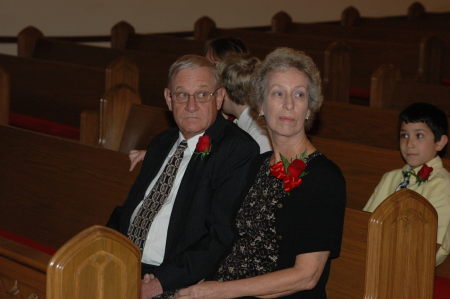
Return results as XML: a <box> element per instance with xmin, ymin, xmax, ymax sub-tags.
<box><xmin>205</xmin><ymin>37</ymin><xmax>249</xmax><ymax>60</ymax></box>
<box><xmin>399</xmin><ymin>102</ymin><xmax>448</xmax><ymax>143</ymax></box>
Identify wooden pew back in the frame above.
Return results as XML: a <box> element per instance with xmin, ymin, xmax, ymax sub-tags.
<box><xmin>18</xmin><ymin>28</ymin><xmax>180</xmax><ymax>108</ymax></box>
<box><xmin>328</xmin><ymin>189</ymin><xmax>437</xmax><ymax>299</ymax></box>
<box><xmin>47</xmin><ymin>226</ymin><xmax>140</xmax><ymax>299</ymax></box>
<box><xmin>194</xmin><ymin>18</ymin><xmax>441</xmax><ymax>93</ymax></box>
<box><xmin>271</xmin><ymin>11</ymin><xmax>450</xmax><ymax>82</ymax></box>
<box><xmin>370</xmin><ymin>64</ymin><xmax>450</xmax><ymax>113</ymax></box>
<box><xmin>0</xmin><ymin>53</ymin><xmax>138</xmax><ymax>127</ymax></box>
<box><xmin>0</xmin><ymin>125</ymin><xmax>138</xmax><ymax>249</ymax></box>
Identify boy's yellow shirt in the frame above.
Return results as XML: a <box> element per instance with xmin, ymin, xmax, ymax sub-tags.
<box><xmin>363</xmin><ymin>155</ymin><xmax>450</xmax><ymax>266</ymax></box>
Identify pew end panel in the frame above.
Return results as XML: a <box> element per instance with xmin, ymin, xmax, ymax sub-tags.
<box><xmin>370</xmin><ymin>64</ymin><xmax>402</xmax><ymax>108</ymax></box>
<box><xmin>271</xmin><ymin>11</ymin><xmax>293</xmax><ymax>33</ymax></box>
<box><xmin>111</xmin><ymin>21</ymin><xmax>135</xmax><ymax>50</ymax></box>
<box><xmin>99</xmin><ymin>85</ymin><xmax>142</xmax><ymax>151</ymax></box>
<box><xmin>17</xmin><ymin>26</ymin><xmax>44</xmax><ymax>58</ymax></box>
<box><xmin>194</xmin><ymin>16</ymin><xmax>217</xmax><ymax>41</ymax></box>
<box><xmin>47</xmin><ymin>225</ymin><xmax>140</xmax><ymax>299</ymax></box>
<box><xmin>0</xmin><ymin>66</ymin><xmax>10</xmax><ymax>125</ymax></box>
<box><xmin>119</xmin><ymin>104</ymin><xmax>175</xmax><ymax>154</ymax></box>
<box><xmin>80</xmin><ymin>109</ymin><xmax>100</xmax><ymax>146</ymax></box>
<box><xmin>105</xmin><ymin>56</ymin><xmax>140</xmax><ymax>92</ymax></box>
<box><xmin>365</xmin><ymin>189</ymin><xmax>437</xmax><ymax>299</ymax></box>
<box><xmin>323</xmin><ymin>41</ymin><xmax>351</xmax><ymax>102</ymax></box>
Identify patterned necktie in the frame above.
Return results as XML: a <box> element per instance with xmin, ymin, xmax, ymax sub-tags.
<box><xmin>127</xmin><ymin>140</ymin><xmax>188</xmax><ymax>251</ymax></box>
<box><xmin>396</xmin><ymin>169</ymin><xmax>412</xmax><ymax>191</ymax></box>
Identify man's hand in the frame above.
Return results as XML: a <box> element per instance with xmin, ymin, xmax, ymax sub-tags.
<box><xmin>129</xmin><ymin>150</ymin><xmax>147</xmax><ymax>172</ymax></box>
<box><xmin>141</xmin><ymin>274</ymin><xmax>163</xmax><ymax>299</ymax></box>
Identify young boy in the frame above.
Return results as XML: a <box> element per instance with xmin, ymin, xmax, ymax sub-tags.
<box><xmin>363</xmin><ymin>102</ymin><xmax>450</xmax><ymax>265</ymax></box>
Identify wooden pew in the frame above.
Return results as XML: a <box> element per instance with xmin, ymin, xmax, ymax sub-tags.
<box><xmin>47</xmin><ymin>226</ymin><xmax>140</xmax><ymax>299</ymax></box>
<box><xmin>0</xmin><ymin>53</ymin><xmax>138</xmax><ymax>139</ymax></box>
<box><xmin>18</xmin><ymin>27</ymin><xmax>181</xmax><ymax>108</ymax></box>
<box><xmin>0</xmin><ymin>125</ymin><xmax>447</xmax><ymax>297</ymax></box>
<box><xmin>0</xmin><ymin>125</ymin><xmax>141</xmax><ymax>296</ymax></box>
<box><xmin>96</xmin><ymin>85</ymin><xmax>175</xmax><ymax>152</ymax></box>
<box><xmin>0</xmin><ymin>125</ymin><xmax>138</xmax><ymax>248</ymax></box>
<box><xmin>111</xmin><ymin>21</ymin><xmax>205</xmax><ymax>54</ymax></box>
<box><xmin>311</xmin><ymin>100</ymin><xmax>450</xmax><ymax>158</ymax></box>
<box><xmin>338</xmin><ymin>3</ymin><xmax>450</xmax><ymax>31</ymax></box>
<box><xmin>327</xmin><ymin>189</ymin><xmax>437</xmax><ymax>299</ymax></box>
<box><xmin>370</xmin><ymin>64</ymin><xmax>450</xmax><ymax>113</ymax></box>
<box><xmin>271</xmin><ymin>11</ymin><xmax>450</xmax><ymax>84</ymax></box>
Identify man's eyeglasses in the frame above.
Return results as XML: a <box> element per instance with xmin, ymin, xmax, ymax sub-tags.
<box><xmin>170</xmin><ymin>88</ymin><xmax>219</xmax><ymax>104</ymax></box>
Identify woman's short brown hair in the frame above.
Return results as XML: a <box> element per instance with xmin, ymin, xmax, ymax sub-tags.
<box><xmin>253</xmin><ymin>47</ymin><xmax>323</xmax><ymax>130</ymax></box>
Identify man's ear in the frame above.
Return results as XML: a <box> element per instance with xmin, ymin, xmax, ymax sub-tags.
<box><xmin>436</xmin><ymin>135</ymin><xmax>448</xmax><ymax>152</ymax></box>
<box><xmin>164</xmin><ymin>88</ymin><xmax>173</xmax><ymax>111</ymax></box>
<box><xmin>215</xmin><ymin>87</ymin><xmax>225</xmax><ymax>110</ymax></box>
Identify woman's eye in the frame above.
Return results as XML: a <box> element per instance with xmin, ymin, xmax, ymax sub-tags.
<box><xmin>417</xmin><ymin>133</ymin><xmax>425</xmax><ymax>139</ymax></box>
<box><xmin>293</xmin><ymin>91</ymin><xmax>305</xmax><ymax>98</ymax></box>
<box><xmin>271</xmin><ymin>90</ymin><xmax>283</xmax><ymax>97</ymax></box>
<box><xmin>400</xmin><ymin>133</ymin><xmax>408</xmax><ymax>139</ymax></box>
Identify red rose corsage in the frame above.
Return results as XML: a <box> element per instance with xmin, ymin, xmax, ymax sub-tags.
<box><xmin>194</xmin><ymin>135</ymin><xmax>211</xmax><ymax>159</ymax></box>
<box><xmin>414</xmin><ymin>164</ymin><xmax>433</xmax><ymax>186</ymax></box>
<box><xmin>270</xmin><ymin>153</ymin><xmax>308</xmax><ymax>192</ymax></box>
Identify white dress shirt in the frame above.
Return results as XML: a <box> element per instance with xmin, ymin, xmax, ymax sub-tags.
<box><xmin>131</xmin><ymin>132</ymin><xmax>203</xmax><ymax>265</ymax></box>
<box><xmin>235</xmin><ymin>107</ymin><xmax>272</xmax><ymax>153</ymax></box>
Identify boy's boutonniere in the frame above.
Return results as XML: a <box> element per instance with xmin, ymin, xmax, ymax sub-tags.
<box><xmin>414</xmin><ymin>164</ymin><xmax>433</xmax><ymax>186</ymax></box>
<box><xmin>270</xmin><ymin>152</ymin><xmax>308</xmax><ymax>192</ymax></box>
<box><xmin>194</xmin><ymin>135</ymin><xmax>211</xmax><ymax>159</ymax></box>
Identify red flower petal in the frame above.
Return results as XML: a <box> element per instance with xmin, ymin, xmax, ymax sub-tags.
<box><xmin>287</xmin><ymin>159</ymin><xmax>307</xmax><ymax>177</ymax></box>
<box><xmin>417</xmin><ymin>164</ymin><xmax>433</xmax><ymax>180</ymax></box>
<box><xmin>270</xmin><ymin>161</ymin><xmax>287</xmax><ymax>180</ymax></box>
<box><xmin>196</xmin><ymin>136</ymin><xmax>211</xmax><ymax>153</ymax></box>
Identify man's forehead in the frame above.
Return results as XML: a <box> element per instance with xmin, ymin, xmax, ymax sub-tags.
<box><xmin>170</xmin><ymin>67</ymin><xmax>216</xmax><ymax>89</ymax></box>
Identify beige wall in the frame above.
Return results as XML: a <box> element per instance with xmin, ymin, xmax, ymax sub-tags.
<box><xmin>1</xmin><ymin>0</ymin><xmax>449</xmax><ymax>54</ymax></box>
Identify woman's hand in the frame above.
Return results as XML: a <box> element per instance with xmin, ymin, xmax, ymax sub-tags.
<box><xmin>175</xmin><ymin>281</ymin><xmax>224</xmax><ymax>299</ymax></box>
<box><xmin>129</xmin><ymin>150</ymin><xmax>147</xmax><ymax>171</ymax></box>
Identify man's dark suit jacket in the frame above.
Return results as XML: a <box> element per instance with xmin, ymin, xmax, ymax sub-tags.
<box><xmin>107</xmin><ymin>116</ymin><xmax>259</xmax><ymax>291</ymax></box>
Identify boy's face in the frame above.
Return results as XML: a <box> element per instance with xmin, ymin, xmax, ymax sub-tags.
<box><xmin>399</xmin><ymin>122</ymin><xmax>448</xmax><ymax>168</ymax></box>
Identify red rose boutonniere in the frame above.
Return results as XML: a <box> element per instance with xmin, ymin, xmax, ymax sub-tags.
<box><xmin>414</xmin><ymin>164</ymin><xmax>433</xmax><ymax>186</ymax></box>
<box><xmin>270</xmin><ymin>153</ymin><xmax>308</xmax><ymax>192</ymax></box>
<box><xmin>194</xmin><ymin>135</ymin><xmax>211</xmax><ymax>159</ymax></box>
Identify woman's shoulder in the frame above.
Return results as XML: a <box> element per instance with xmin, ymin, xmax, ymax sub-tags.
<box><xmin>307</xmin><ymin>152</ymin><xmax>344</xmax><ymax>182</ymax></box>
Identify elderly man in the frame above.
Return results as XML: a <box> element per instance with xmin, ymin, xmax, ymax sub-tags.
<box><xmin>107</xmin><ymin>55</ymin><xmax>259</xmax><ymax>297</ymax></box>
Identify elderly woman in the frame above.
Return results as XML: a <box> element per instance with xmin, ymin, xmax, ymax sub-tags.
<box><xmin>176</xmin><ymin>47</ymin><xmax>346</xmax><ymax>299</ymax></box>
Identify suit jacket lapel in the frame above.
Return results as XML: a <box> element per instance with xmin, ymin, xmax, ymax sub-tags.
<box><xmin>164</xmin><ymin>117</ymin><xmax>228</xmax><ymax>257</ymax></box>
